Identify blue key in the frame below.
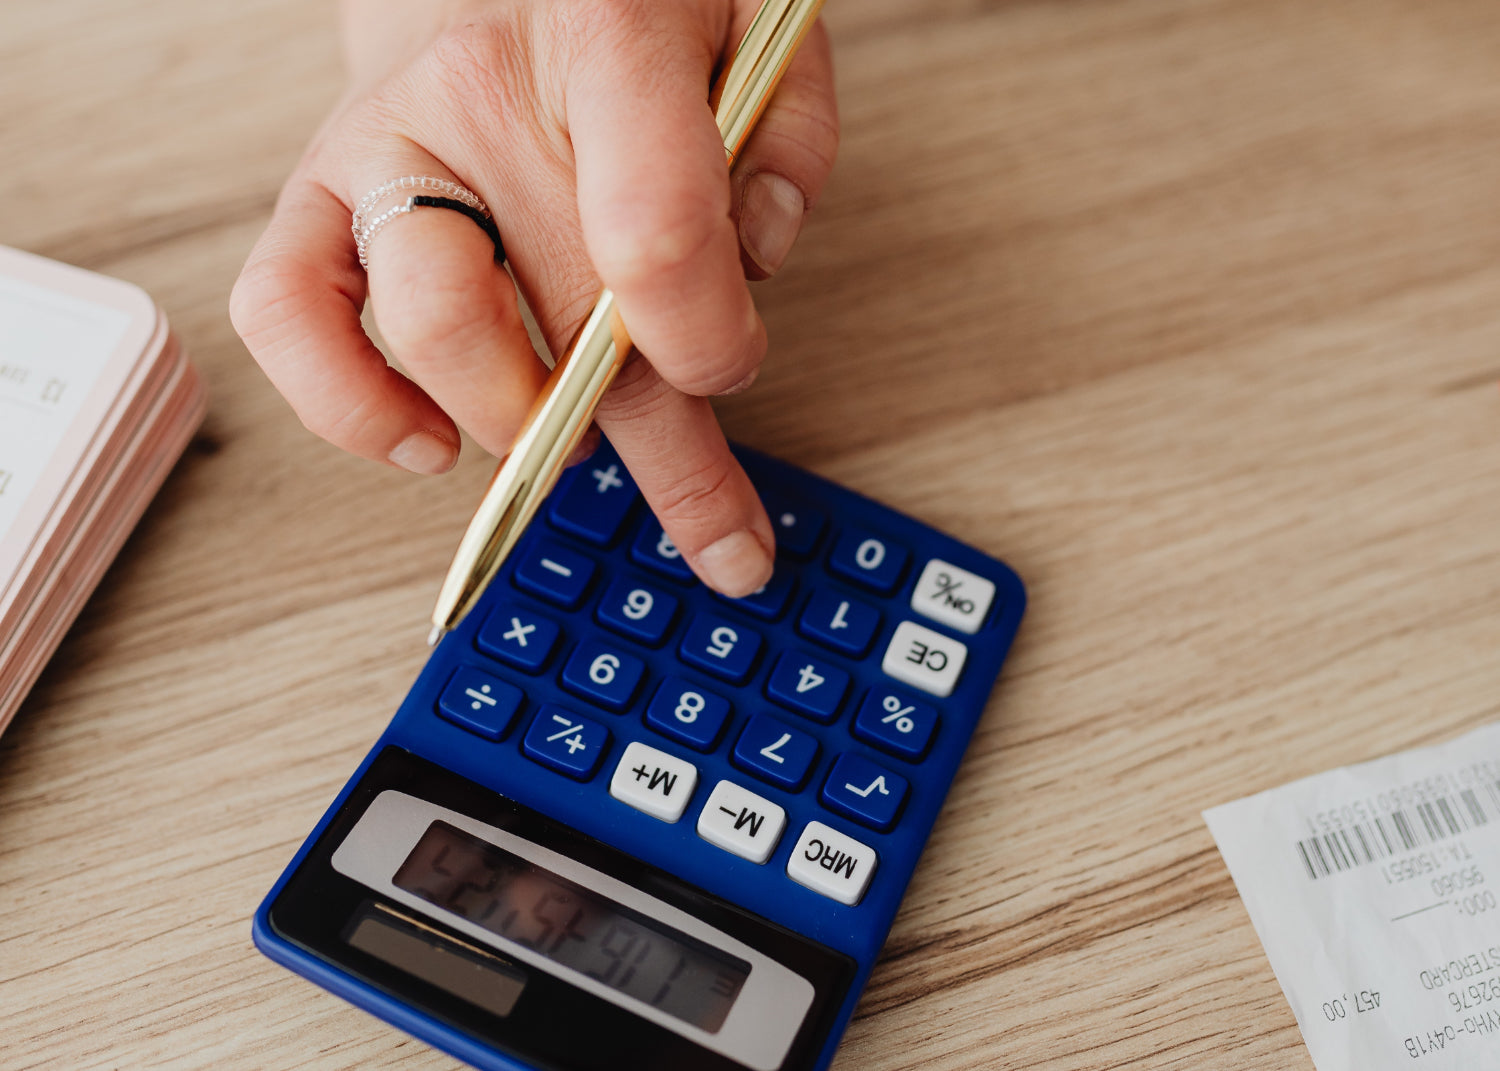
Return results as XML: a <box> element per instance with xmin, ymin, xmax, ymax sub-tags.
<box><xmin>732</xmin><ymin>715</ymin><xmax>819</xmax><ymax>791</ymax></box>
<box><xmin>629</xmin><ymin>520</ymin><xmax>698</xmax><ymax>583</ymax></box>
<box><xmin>548</xmin><ymin>445</ymin><xmax>638</xmax><ymax>545</ymax></box>
<box><xmin>798</xmin><ymin>588</ymin><xmax>882</xmax><ymax>657</ymax></box>
<box><xmin>522</xmin><ymin>705</ymin><xmax>610</xmax><ymax>779</ymax></box>
<box><xmin>714</xmin><ymin>563</ymin><xmax>796</xmax><ymax>621</ymax></box>
<box><xmin>828</xmin><ymin>530</ymin><xmax>909</xmax><ymax>595</ymax></box>
<box><xmin>513</xmin><ymin>542</ymin><xmax>595</xmax><ymax>609</ymax></box>
<box><xmin>762</xmin><ymin>494</ymin><xmax>826</xmax><ymax>558</ymax></box>
<box><xmin>678</xmin><ymin>614</ymin><xmax>763</xmax><ymax>684</ymax></box>
<box><xmin>437</xmin><ymin>666</ymin><xmax>523</xmax><ymax>740</ymax></box>
<box><xmin>645</xmin><ymin>678</ymin><xmax>733</xmax><ymax>752</ymax></box>
<box><xmin>851</xmin><ymin>688</ymin><xmax>940</xmax><ymax>761</ymax></box>
<box><xmin>560</xmin><ymin>639</ymin><xmax>646</xmax><ymax>712</ymax></box>
<box><xmin>475</xmin><ymin>603</ymin><xmax>561</xmax><ymax>673</ymax></box>
<box><xmin>595</xmin><ymin>578</ymin><xmax>678</xmax><ymax>646</ymax></box>
<box><xmin>765</xmin><ymin>651</ymin><xmax>850</xmax><ymax>724</ymax></box>
<box><xmin>820</xmin><ymin>753</ymin><xmax>909</xmax><ymax>832</ymax></box>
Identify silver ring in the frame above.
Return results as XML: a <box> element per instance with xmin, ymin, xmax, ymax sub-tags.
<box><xmin>352</xmin><ymin>176</ymin><xmax>492</xmax><ymax>270</ymax></box>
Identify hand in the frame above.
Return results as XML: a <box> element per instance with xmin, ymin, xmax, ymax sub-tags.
<box><xmin>230</xmin><ymin>0</ymin><xmax>837</xmax><ymax>596</ymax></box>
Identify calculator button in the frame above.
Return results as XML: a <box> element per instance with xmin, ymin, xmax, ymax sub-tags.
<box><xmin>630</xmin><ymin>520</ymin><xmax>698</xmax><ymax>583</ymax></box>
<box><xmin>595</xmin><ymin>578</ymin><xmax>679</xmax><ymax>646</ymax></box>
<box><xmin>797</xmin><ymin>589</ymin><xmax>882</xmax><ymax>657</ymax></box>
<box><xmin>786</xmin><ymin>821</ymin><xmax>877</xmax><ymax>906</ymax></box>
<box><xmin>548</xmin><ymin>447</ymin><xmax>639</xmax><ymax>545</ymax></box>
<box><xmin>609</xmin><ymin>741</ymin><xmax>698</xmax><ymax>823</ymax></box>
<box><xmin>881</xmin><ymin>620</ymin><xmax>968</xmax><ymax>697</ymax></box>
<box><xmin>761</xmin><ymin>495</ymin><xmax>825</xmax><ymax>558</ymax></box>
<box><xmin>714</xmin><ymin>563</ymin><xmax>796</xmax><ymax>621</ymax></box>
<box><xmin>820</xmin><ymin>754</ymin><xmax>909</xmax><ymax>832</ymax></box>
<box><xmin>513</xmin><ymin>542</ymin><xmax>596</xmax><ymax>609</ymax></box>
<box><xmin>678</xmin><ymin>614</ymin><xmax>763</xmax><ymax>684</ymax></box>
<box><xmin>522</xmin><ymin>706</ymin><xmax>609</xmax><ymax>779</ymax></box>
<box><xmin>437</xmin><ymin>666</ymin><xmax>523</xmax><ymax>740</ymax></box>
<box><xmin>828</xmin><ymin>530</ymin><xmax>909</xmax><ymax>594</ymax></box>
<box><xmin>697</xmin><ymin>780</ymin><xmax>787</xmax><ymax>864</ymax></box>
<box><xmin>475</xmin><ymin>604</ymin><xmax>561</xmax><ymax>673</ymax></box>
<box><xmin>765</xmin><ymin>652</ymin><xmax>850</xmax><ymax>724</ymax></box>
<box><xmin>645</xmin><ymin>678</ymin><xmax>733</xmax><ymax>751</ymax></box>
<box><xmin>559</xmin><ymin>640</ymin><xmax>646</xmax><ymax>712</ymax></box>
<box><xmin>911</xmin><ymin>558</ymin><xmax>996</xmax><ymax>635</ymax></box>
<box><xmin>851</xmin><ymin>688</ymin><xmax>939</xmax><ymax>761</ymax></box>
<box><xmin>732</xmin><ymin>715</ymin><xmax>819</xmax><ymax>790</ymax></box>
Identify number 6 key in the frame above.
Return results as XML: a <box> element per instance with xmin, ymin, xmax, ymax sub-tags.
<box><xmin>596</xmin><ymin>577</ymin><xmax>678</xmax><ymax>646</ymax></box>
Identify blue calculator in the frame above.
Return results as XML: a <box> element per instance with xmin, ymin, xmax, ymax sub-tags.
<box><xmin>253</xmin><ymin>440</ymin><xmax>1025</xmax><ymax>1071</ymax></box>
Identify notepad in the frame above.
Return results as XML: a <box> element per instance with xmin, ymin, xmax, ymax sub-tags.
<box><xmin>0</xmin><ymin>246</ymin><xmax>206</xmax><ymax>734</ymax></box>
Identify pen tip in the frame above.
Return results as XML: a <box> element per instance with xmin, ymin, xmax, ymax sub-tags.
<box><xmin>427</xmin><ymin>625</ymin><xmax>446</xmax><ymax>648</ymax></box>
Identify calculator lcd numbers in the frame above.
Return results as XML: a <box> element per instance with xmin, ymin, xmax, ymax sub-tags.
<box><xmin>330</xmin><ymin>789</ymin><xmax>815</xmax><ymax>1069</ymax></box>
<box><xmin>265</xmin><ymin>747</ymin><xmax>856</xmax><ymax>1071</ymax></box>
<box><xmin>392</xmin><ymin>824</ymin><xmax>749</xmax><ymax>1033</ymax></box>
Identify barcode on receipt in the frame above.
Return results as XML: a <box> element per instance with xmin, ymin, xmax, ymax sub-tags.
<box><xmin>1295</xmin><ymin>784</ymin><xmax>1500</xmax><ymax>880</ymax></box>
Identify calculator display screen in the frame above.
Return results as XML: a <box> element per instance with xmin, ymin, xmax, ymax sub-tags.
<box><xmin>393</xmin><ymin>820</ymin><xmax>750</xmax><ymax>1033</ymax></box>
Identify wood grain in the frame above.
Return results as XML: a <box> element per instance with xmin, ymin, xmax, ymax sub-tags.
<box><xmin>3</xmin><ymin>0</ymin><xmax>1500</xmax><ymax>1068</ymax></box>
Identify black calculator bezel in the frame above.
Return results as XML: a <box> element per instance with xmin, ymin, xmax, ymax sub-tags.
<box><xmin>266</xmin><ymin>746</ymin><xmax>856</xmax><ymax>1071</ymax></box>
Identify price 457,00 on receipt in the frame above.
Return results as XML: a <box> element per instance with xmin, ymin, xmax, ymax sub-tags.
<box><xmin>1205</xmin><ymin>722</ymin><xmax>1500</xmax><ymax>1071</ymax></box>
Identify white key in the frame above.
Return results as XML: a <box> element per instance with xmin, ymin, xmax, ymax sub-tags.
<box><xmin>911</xmin><ymin>559</ymin><xmax>995</xmax><ymax>634</ymax></box>
<box><xmin>881</xmin><ymin>620</ymin><xmax>967</xmax><ymax>697</ymax></box>
<box><xmin>786</xmin><ymin>821</ymin><xmax>877</xmax><ymax>905</ymax></box>
<box><xmin>697</xmin><ymin>780</ymin><xmax>787</xmax><ymax>864</ymax></box>
<box><xmin>609</xmin><ymin>742</ymin><xmax>698</xmax><ymax>823</ymax></box>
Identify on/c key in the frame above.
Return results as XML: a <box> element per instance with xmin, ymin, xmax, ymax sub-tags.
<box><xmin>910</xmin><ymin>559</ymin><xmax>996</xmax><ymax>634</ymax></box>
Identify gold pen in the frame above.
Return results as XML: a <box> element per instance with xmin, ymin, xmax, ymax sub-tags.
<box><xmin>428</xmin><ymin>0</ymin><xmax>826</xmax><ymax>645</ymax></box>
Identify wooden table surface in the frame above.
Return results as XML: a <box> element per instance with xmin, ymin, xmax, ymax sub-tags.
<box><xmin>5</xmin><ymin>1</ymin><xmax>1500</xmax><ymax>1068</ymax></box>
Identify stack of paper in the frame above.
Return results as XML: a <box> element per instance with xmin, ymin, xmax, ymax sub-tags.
<box><xmin>0</xmin><ymin>246</ymin><xmax>206</xmax><ymax>733</ymax></box>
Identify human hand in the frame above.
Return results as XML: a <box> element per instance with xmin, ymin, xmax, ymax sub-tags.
<box><xmin>230</xmin><ymin>0</ymin><xmax>837</xmax><ymax>596</ymax></box>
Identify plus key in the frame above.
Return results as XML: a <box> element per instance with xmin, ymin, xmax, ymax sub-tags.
<box><xmin>548</xmin><ymin>439</ymin><xmax>640</xmax><ymax>545</ymax></box>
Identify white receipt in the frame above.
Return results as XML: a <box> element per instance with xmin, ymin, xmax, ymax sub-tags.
<box><xmin>1206</xmin><ymin>723</ymin><xmax>1500</xmax><ymax>1070</ymax></box>
<box><xmin>0</xmin><ymin>275</ymin><xmax>130</xmax><ymax>543</ymax></box>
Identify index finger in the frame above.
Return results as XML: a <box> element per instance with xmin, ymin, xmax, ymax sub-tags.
<box><xmin>597</xmin><ymin>356</ymin><xmax>775</xmax><ymax>598</ymax></box>
<box><xmin>567</xmin><ymin>10</ymin><xmax>766</xmax><ymax>399</ymax></box>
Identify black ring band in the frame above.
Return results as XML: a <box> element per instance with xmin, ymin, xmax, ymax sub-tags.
<box><xmin>411</xmin><ymin>195</ymin><xmax>506</xmax><ymax>264</ymax></box>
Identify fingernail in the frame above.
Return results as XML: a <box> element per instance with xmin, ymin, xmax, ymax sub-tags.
<box><xmin>389</xmin><ymin>431</ymin><xmax>458</xmax><ymax>474</ymax></box>
<box><xmin>696</xmin><ymin>529</ymin><xmax>774</xmax><ymax>598</ymax></box>
<box><xmin>740</xmin><ymin>172</ymin><xmax>805</xmax><ymax>276</ymax></box>
<box><xmin>717</xmin><ymin>368</ymin><xmax>759</xmax><ymax>397</ymax></box>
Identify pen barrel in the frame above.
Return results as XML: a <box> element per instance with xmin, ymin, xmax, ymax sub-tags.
<box><xmin>713</xmin><ymin>0</ymin><xmax>827</xmax><ymax>163</ymax></box>
<box><xmin>432</xmin><ymin>292</ymin><xmax>631</xmax><ymax>630</ymax></box>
